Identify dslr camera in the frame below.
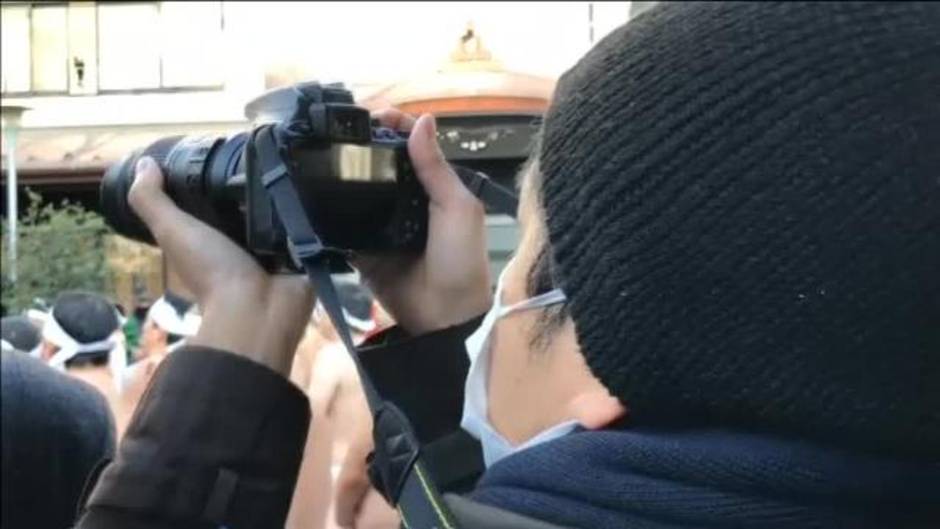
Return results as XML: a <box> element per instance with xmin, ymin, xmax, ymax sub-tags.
<box><xmin>100</xmin><ymin>82</ymin><xmax>428</xmax><ymax>270</ymax></box>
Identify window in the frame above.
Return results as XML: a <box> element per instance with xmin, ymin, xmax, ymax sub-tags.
<box><xmin>97</xmin><ymin>3</ymin><xmax>162</xmax><ymax>90</ymax></box>
<box><xmin>1</xmin><ymin>3</ymin><xmax>71</xmax><ymax>94</ymax></box>
<box><xmin>0</xmin><ymin>5</ymin><xmax>30</xmax><ymax>93</ymax></box>
<box><xmin>30</xmin><ymin>4</ymin><xmax>69</xmax><ymax>92</ymax></box>
<box><xmin>0</xmin><ymin>2</ymin><xmax>224</xmax><ymax>95</ymax></box>
<box><xmin>158</xmin><ymin>2</ymin><xmax>225</xmax><ymax>88</ymax></box>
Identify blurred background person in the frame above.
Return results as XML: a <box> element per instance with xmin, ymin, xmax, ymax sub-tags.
<box><xmin>115</xmin><ymin>291</ymin><xmax>202</xmax><ymax>427</ymax></box>
<box><xmin>40</xmin><ymin>290</ymin><xmax>135</xmax><ymax>436</ymax></box>
<box><xmin>137</xmin><ymin>291</ymin><xmax>199</xmax><ymax>359</ymax></box>
<box><xmin>118</xmin><ymin>289</ymin><xmax>156</xmax><ymax>359</ymax></box>
<box><xmin>288</xmin><ymin>278</ymin><xmax>398</xmax><ymax>529</ymax></box>
<box><xmin>1</xmin><ymin>347</ymin><xmax>115</xmax><ymax>529</ymax></box>
<box><xmin>1</xmin><ymin>315</ymin><xmax>42</xmax><ymax>357</ymax></box>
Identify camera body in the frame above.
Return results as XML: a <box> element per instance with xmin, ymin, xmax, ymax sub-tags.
<box><xmin>99</xmin><ymin>82</ymin><xmax>428</xmax><ymax>270</ymax></box>
<box><xmin>244</xmin><ymin>82</ymin><xmax>427</xmax><ymax>266</ymax></box>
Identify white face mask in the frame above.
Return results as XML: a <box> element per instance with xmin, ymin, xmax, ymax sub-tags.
<box><xmin>461</xmin><ymin>262</ymin><xmax>577</xmax><ymax>467</ymax></box>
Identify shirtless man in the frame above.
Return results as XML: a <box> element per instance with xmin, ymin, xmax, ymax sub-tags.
<box><xmin>39</xmin><ymin>291</ymin><xmax>134</xmax><ymax>436</ymax></box>
<box><xmin>287</xmin><ymin>279</ymin><xmax>398</xmax><ymax>529</ymax></box>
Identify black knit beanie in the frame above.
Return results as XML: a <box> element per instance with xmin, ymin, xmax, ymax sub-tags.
<box><xmin>539</xmin><ymin>2</ymin><xmax>939</xmax><ymax>459</ymax></box>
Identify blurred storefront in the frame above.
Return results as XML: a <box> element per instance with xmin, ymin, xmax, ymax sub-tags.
<box><xmin>361</xmin><ymin>25</ymin><xmax>555</xmax><ymax>278</ymax></box>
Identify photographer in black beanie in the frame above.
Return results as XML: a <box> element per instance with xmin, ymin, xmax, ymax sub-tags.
<box><xmin>76</xmin><ymin>3</ymin><xmax>938</xmax><ymax>529</ymax></box>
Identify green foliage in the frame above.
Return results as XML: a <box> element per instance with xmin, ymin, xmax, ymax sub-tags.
<box><xmin>1</xmin><ymin>189</ymin><xmax>113</xmax><ymax>314</ymax></box>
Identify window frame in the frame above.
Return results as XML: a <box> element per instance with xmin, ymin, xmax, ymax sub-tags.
<box><xmin>0</xmin><ymin>1</ymin><xmax>225</xmax><ymax>96</ymax></box>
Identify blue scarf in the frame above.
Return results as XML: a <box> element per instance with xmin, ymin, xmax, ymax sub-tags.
<box><xmin>470</xmin><ymin>428</ymin><xmax>940</xmax><ymax>529</ymax></box>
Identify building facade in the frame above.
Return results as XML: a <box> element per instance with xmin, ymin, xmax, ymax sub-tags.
<box><xmin>2</xmin><ymin>1</ymin><xmax>639</xmax><ymax>303</ymax></box>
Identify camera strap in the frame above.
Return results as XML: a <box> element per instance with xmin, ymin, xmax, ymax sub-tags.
<box><xmin>453</xmin><ymin>166</ymin><xmax>518</xmax><ymax>217</ymax></box>
<box><xmin>254</xmin><ymin>125</ymin><xmax>460</xmax><ymax>529</ymax></box>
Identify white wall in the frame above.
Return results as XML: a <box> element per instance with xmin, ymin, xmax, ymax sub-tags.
<box><xmin>2</xmin><ymin>2</ymin><xmax>633</xmax><ymax>130</ymax></box>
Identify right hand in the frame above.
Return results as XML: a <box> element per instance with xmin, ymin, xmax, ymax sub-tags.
<box><xmin>355</xmin><ymin>110</ymin><xmax>492</xmax><ymax>335</ymax></box>
<box><xmin>128</xmin><ymin>157</ymin><xmax>314</xmax><ymax>376</ymax></box>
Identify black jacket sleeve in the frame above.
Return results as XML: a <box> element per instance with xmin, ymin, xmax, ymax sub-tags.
<box><xmin>358</xmin><ymin>315</ymin><xmax>483</xmax><ymax>444</ymax></box>
<box><xmin>75</xmin><ymin>346</ymin><xmax>311</xmax><ymax>529</ymax></box>
<box><xmin>74</xmin><ymin>316</ymin><xmax>484</xmax><ymax>529</ymax></box>
<box><xmin>358</xmin><ymin>315</ymin><xmax>486</xmax><ymax>495</ymax></box>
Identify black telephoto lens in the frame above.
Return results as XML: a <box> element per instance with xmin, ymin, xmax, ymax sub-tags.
<box><xmin>99</xmin><ymin>133</ymin><xmax>248</xmax><ymax>246</ymax></box>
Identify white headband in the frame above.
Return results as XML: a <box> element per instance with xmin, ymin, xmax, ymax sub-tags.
<box><xmin>147</xmin><ymin>296</ymin><xmax>200</xmax><ymax>337</ymax></box>
<box><xmin>26</xmin><ymin>308</ymin><xmax>49</xmax><ymax>325</ymax></box>
<box><xmin>313</xmin><ymin>302</ymin><xmax>377</xmax><ymax>334</ymax></box>
<box><xmin>43</xmin><ymin>310</ymin><xmax>120</xmax><ymax>370</ymax></box>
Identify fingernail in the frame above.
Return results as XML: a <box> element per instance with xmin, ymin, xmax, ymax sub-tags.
<box><xmin>425</xmin><ymin>114</ymin><xmax>438</xmax><ymax>141</ymax></box>
<box><xmin>424</xmin><ymin>115</ymin><xmax>445</xmax><ymax>159</ymax></box>
<box><xmin>135</xmin><ymin>156</ymin><xmax>153</xmax><ymax>175</ymax></box>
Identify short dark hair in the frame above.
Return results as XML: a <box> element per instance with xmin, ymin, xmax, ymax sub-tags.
<box><xmin>51</xmin><ymin>291</ymin><xmax>119</xmax><ymax>344</ymax></box>
<box><xmin>51</xmin><ymin>291</ymin><xmax>119</xmax><ymax>368</ymax></box>
<box><xmin>65</xmin><ymin>351</ymin><xmax>109</xmax><ymax>368</ymax></box>
<box><xmin>521</xmin><ymin>158</ymin><xmax>570</xmax><ymax>350</ymax></box>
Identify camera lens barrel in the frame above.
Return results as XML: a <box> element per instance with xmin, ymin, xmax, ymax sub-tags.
<box><xmin>100</xmin><ymin>134</ymin><xmax>247</xmax><ymax>246</ymax></box>
<box><xmin>100</xmin><ymin>82</ymin><xmax>429</xmax><ymax>267</ymax></box>
<box><xmin>100</xmin><ymin>135</ymin><xmax>184</xmax><ymax>244</ymax></box>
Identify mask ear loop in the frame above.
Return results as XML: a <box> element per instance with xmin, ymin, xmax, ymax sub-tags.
<box><xmin>502</xmin><ymin>288</ymin><xmax>567</xmax><ymax>317</ymax></box>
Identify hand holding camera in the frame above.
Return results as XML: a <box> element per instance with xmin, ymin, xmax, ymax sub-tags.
<box><xmin>356</xmin><ymin>109</ymin><xmax>492</xmax><ymax>336</ymax></box>
<box><xmin>128</xmin><ymin>156</ymin><xmax>314</xmax><ymax>375</ymax></box>
<box><xmin>116</xmin><ymin>83</ymin><xmax>493</xmax><ymax>371</ymax></box>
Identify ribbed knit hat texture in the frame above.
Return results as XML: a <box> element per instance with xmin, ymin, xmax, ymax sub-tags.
<box><xmin>539</xmin><ymin>2</ymin><xmax>939</xmax><ymax>458</ymax></box>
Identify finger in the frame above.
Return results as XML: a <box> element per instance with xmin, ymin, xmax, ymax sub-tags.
<box><xmin>371</xmin><ymin>108</ymin><xmax>417</xmax><ymax>132</ymax></box>
<box><xmin>350</xmin><ymin>254</ymin><xmax>409</xmax><ymax>287</ymax></box>
<box><xmin>127</xmin><ymin>157</ymin><xmax>178</xmax><ymax>231</ymax></box>
<box><xmin>408</xmin><ymin>114</ymin><xmax>477</xmax><ymax>209</ymax></box>
<box><xmin>334</xmin><ymin>472</ymin><xmax>369</xmax><ymax>528</ymax></box>
<box><xmin>128</xmin><ymin>157</ymin><xmax>263</xmax><ymax>299</ymax></box>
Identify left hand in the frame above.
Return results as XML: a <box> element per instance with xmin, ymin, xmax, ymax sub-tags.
<box><xmin>128</xmin><ymin>156</ymin><xmax>315</xmax><ymax>376</ymax></box>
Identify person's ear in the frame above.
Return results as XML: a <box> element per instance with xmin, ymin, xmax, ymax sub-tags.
<box><xmin>568</xmin><ymin>389</ymin><xmax>627</xmax><ymax>430</ymax></box>
<box><xmin>157</xmin><ymin>328</ymin><xmax>169</xmax><ymax>347</ymax></box>
<box><xmin>41</xmin><ymin>341</ymin><xmax>58</xmax><ymax>361</ymax></box>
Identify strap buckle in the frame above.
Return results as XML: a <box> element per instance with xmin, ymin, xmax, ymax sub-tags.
<box><xmin>261</xmin><ymin>165</ymin><xmax>289</xmax><ymax>188</ymax></box>
<box><xmin>288</xmin><ymin>239</ymin><xmax>325</xmax><ymax>262</ymax></box>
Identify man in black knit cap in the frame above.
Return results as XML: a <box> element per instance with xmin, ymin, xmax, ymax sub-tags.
<box><xmin>77</xmin><ymin>3</ymin><xmax>938</xmax><ymax>529</ymax></box>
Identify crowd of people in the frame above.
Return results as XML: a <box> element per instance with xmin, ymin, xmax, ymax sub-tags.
<box><xmin>2</xmin><ymin>290</ymin><xmax>198</xmax><ymax>434</ymax></box>
<box><xmin>2</xmin><ymin>279</ymin><xmax>394</xmax><ymax>529</ymax></box>
<box><xmin>2</xmin><ymin>2</ymin><xmax>939</xmax><ymax>529</ymax></box>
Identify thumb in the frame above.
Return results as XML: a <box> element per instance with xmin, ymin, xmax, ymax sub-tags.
<box><xmin>407</xmin><ymin>114</ymin><xmax>470</xmax><ymax>207</ymax></box>
<box><xmin>128</xmin><ymin>156</ymin><xmax>178</xmax><ymax>232</ymax></box>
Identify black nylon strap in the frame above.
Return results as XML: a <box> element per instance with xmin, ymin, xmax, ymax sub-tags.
<box><xmin>453</xmin><ymin>166</ymin><xmax>518</xmax><ymax>217</ymax></box>
<box><xmin>255</xmin><ymin>125</ymin><xmax>459</xmax><ymax>529</ymax></box>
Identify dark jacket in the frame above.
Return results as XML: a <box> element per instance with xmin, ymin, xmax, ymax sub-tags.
<box><xmin>74</xmin><ymin>320</ymin><xmax>940</xmax><ymax>529</ymax></box>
